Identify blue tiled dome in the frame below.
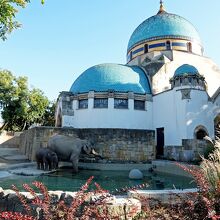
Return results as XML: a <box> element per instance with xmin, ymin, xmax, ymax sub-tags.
<box><xmin>128</xmin><ymin>12</ymin><xmax>201</xmax><ymax>51</ymax></box>
<box><xmin>174</xmin><ymin>64</ymin><xmax>199</xmax><ymax>76</ymax></box>
<box><xmin>70</xmin><ymin>63</ymin><xmax>151</xmax><ymax>94</ymax></box>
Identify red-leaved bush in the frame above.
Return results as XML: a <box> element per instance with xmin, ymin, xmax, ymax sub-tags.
<box><xmin>0</xmin><ymin>211</ymin><xmax>36</xmax><ymax>220</ymax></box>
<box><xmin>0</xmin><ymin>176</ymin><xmax>145</xmax><ymax>220</ymax></box>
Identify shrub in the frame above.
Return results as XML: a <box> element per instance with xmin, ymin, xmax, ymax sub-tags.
<box><xmin>201</xmin><ymin>141</ymin><xmax>220</xmax><ymax>191</ymax></box>
<box><xmin>174</xmin><ymin>141</ymin><xmax>220</xmax><ymax>219</ymax></box>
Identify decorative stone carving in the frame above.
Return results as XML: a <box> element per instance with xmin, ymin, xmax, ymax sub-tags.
<box><xmin>88</xmin><ymin>91</ymin><xmax>95</xmax><ymax>98</ymax></box>
<box><xmin>128</xmin><ymin>92</ymin><xmax>134</xmax><ymax>99</ymax></box>
<box><xmin>108</xmin><ymin>91</ymin><xmax>115</xmax><ymax>98</ymax></box>
<box><xmin>181</xmin><ymin>89</ymin><xmax>191</xmax><ymax>99</ymax></box>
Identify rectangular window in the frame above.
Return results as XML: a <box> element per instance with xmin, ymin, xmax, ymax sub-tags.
<box><xmin>134</xmin><ymin>100</ymin><xmax>145</xmax><ymax>110</ymax></box>
<box><xmin>62</xmin><ymin>101</ymin><xmax>72</xmax><ymax>110</ymax></box>
<box><xmin>94</xmin><ymin>98</ymin><xmax>108</xmax><ymax>108</ymax></box>
<box><xmin>78</xmin><ymin>99</ymin><xmax>88</xmax><ymax>109</ymax></box>
<box><xmin>114</xmin><ymin>98</ymin><xmax>128</xmax><ymax>109</ymax></box>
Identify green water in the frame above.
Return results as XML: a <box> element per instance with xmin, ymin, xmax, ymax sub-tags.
<box><xmin>0</xmin><ymin>169</ymin><xmax>196</xmax><ymax>193</ymax></box>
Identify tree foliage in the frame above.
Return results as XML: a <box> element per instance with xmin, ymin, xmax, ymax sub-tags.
<box><xmin>41</xmin><ymin>100</ymin><xmax>56</xmax><ymax>127</ymax></box>
<box><xmin>0</xmin><ymin>69</ymin><xmax>54</xmax><ymax>131</ymax></box>
<box><xmin>0</xmin><ymin>0</ymin><xmax>44</xmax><ymax>40</ymax></box>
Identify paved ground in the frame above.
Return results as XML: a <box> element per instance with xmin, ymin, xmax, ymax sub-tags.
<box><xmin>0</xmin><ymin>147</ymin><xmax>29</xmax><ymax>169</ymax></box>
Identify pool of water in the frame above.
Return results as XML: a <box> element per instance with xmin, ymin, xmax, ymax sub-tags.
<box><xmin>0</xmin><ymin>169</ymin><xmax>196</xmax><ymax>192</ymax></box>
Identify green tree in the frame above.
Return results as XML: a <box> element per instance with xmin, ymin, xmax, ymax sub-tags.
<box><xmin>0</xmin><ymin>69</ymin><xmax>51</xmax><ymax>131</ymax></box>
<box><xmin>27</xmin><ymin>88</ymin><xmax>49</xmax><ymax>126</ymax></box>
<box><xmin>41</xmin><ymin>100</ymin><xmax>56</xmax><ymax>127</ymax></box>
<box><xmin>0</xmin><ymin>70</ymin><xmax>16</xmax><ymax>106</ymax></box>
<box><xmin>0</xmin><ymin>0</ymin><xmax>44</xmax><ymax>40</ymax></box>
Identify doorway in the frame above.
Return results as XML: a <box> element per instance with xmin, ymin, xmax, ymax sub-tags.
<box><xmin>156</xmin><ymin>128</ymin><xmax>164</xmax><ymax>158</ymax></box>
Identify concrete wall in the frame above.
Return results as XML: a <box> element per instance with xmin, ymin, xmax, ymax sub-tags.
<box><xmin>19</xmin><ymin>127</ymin><xmax>155</xmax><ymax>162</ymax></box>
<box><xmin>0</xmin><ymin>131</ymin><xmax>21</xmax><ymax>147</ymax></box>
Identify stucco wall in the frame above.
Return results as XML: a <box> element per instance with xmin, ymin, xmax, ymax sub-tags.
<box><xmin>185</xmin><ymin>90</ymin><xmax>215</xmax><ymax>139</ymax></box>
<box><xmin>150</xmin><ymin>51</ymin><xmax>220</xmax><ymax>96</ymax></box>
<box><xmin>19</xmin><ymin>127</ymin><xmax>155</xmax><ymax>162</ymax></box>
<box><xmin>62</xmin><ymin>98</ymin><xmax>153</xmax><ymax>130</ymax></box>
<box><xmin>153</xmin><ymin>88</ymin><xmax>216</xmax><ymax>146</ymax></box>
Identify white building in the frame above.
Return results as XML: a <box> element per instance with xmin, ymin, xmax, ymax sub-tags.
<box><xmin>55</xmin><ymin>2</ymin><xmax>220</xmax><ymax>161</ymax></box>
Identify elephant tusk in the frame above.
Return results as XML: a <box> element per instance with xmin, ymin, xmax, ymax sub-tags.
<box><xmin>91</xmin><ymin>149</ymin><xmax>99</xmax><ymax>155</ymax></box>
<box><xmin>92</xmin><ymin>149</ymin><xmax>104</xmax><ymax>159</ymax></box>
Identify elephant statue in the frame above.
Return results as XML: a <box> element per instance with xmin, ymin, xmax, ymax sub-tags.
<box><xmin>48</xmin><ymin>134</ymin><xmax>101</xmax><ymax>172</ymax></box>
<box><xmin>35</xmin><ymin>147</ymin><xmax>58</xmax><ymax>171</ymax></box>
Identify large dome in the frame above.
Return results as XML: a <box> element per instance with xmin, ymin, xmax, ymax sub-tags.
<box><xmin>128</xmin><ymin>12</ymin><xmax>201</xmax><ymax>51</ymax></box>
<box><xmin>70</xmin><ymin>63</ymin><xmax>151</xmax><ymax>94</ymax></box>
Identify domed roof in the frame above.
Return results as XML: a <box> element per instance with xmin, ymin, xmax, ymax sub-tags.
<box><xmin>70</xmin><ymin>63</ymin><xmax>151</xmax><ymax>94</ymax></box>
<box><xmin>174</xmin><ymin>64</ymin><xmax>199</xmax><ymax>76</ymax></box>
<box><xmin>127</xmin><ymin>11</ymin><xmax>201</xmax><ymax>51</ymax></box>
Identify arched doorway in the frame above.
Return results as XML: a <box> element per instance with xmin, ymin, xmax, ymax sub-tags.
<box><xmin>194</xmin><ymin>125</ymin><xmax>208</xmax><ymax>140</ymax></box>
<box><xmin>214</xmin><ymin>115</ymin><xmax>220</xmax><ymax>139</ymax></box>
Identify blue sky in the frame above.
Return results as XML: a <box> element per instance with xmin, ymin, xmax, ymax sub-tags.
<box><xmin>0</xmin><ymin>0</ymin><xmax>220</xmax><ymax>101</ymax></box>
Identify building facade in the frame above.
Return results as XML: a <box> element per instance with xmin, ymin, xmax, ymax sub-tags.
<box><xmin>55</xmin><ymin>2</ymin><xmax>220</xmax><ymax>162</ymax></box>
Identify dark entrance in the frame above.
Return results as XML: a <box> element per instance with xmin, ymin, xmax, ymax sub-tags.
<box><xmin>156</xmin><ymin>128</ymin><xmax>164</xmax><ymax>158</ymax></box>
<box><xmin>215</xmin><ymin>115</ymin><xmax>220</xmax><ymax>139</ymax></box>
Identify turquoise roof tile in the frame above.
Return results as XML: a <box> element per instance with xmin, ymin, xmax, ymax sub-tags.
<box><xmin>174</xmin><ymin>64</ymin><xmax>199</xmax><ymax>76</ymax></box>
<box><xmin>70</xmin><ymin>63</ymin><xmax>151</xmax><ymax>94</ymax></box>
<box><xmin>128</xmin><ymin>13</ymin><xmax>201</xmax><ymax>51</ymax></box>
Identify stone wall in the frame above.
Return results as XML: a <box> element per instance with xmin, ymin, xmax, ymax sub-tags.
<box><xmin>19</xmin><ymin>127</ymin><xmax>156</xmax><ymax>162</ymax></box>
<box><xmin>164</xmin><ymin>139</ymin><xmax>210</xmax><ymax>162</ymax></box>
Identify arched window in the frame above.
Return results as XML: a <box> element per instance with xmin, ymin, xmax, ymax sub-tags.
<box><xmin>194</xmin><ymin>126</ymin><xmax>208</xmax><ymax>140</ymax></box>
<box><xmin>187</xmin><ymin>42</ymin><xmax>192</xmax><ymax>53</ymax></box>
<box><xmin>166</xmin><ymin>41</ymin><xmax>171</xmax><ymax>50</ymax></box>
<box><xmin>144</xmin><ymin>44</ymin><xmax>149</xmax><ymax>53</ymax></box>
<box><xmin>130</xmin><ymin>51</ymin><xmax>133</xmax><ymax>60</ymax></box>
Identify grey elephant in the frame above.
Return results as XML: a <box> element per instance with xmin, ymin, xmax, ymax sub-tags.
<box><xmin>35</xmin><ymin>148</ymin><xmax>58</xmax><ymax>171</ymax></box>
<box><xmin>48</xmin><ymin>134</ymin><xmax>101</xmax><ymax>172</ymax></box>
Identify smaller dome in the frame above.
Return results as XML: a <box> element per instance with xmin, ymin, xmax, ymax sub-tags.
<box><xmin>174</xmin><ymin>64</ymin><xmax>199</xmax><ymax>76</ymax></box>
<box><xmin>70</xmin><ymin>63</ymin><xmax>151</xmax><ymax>94</ymax></box>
